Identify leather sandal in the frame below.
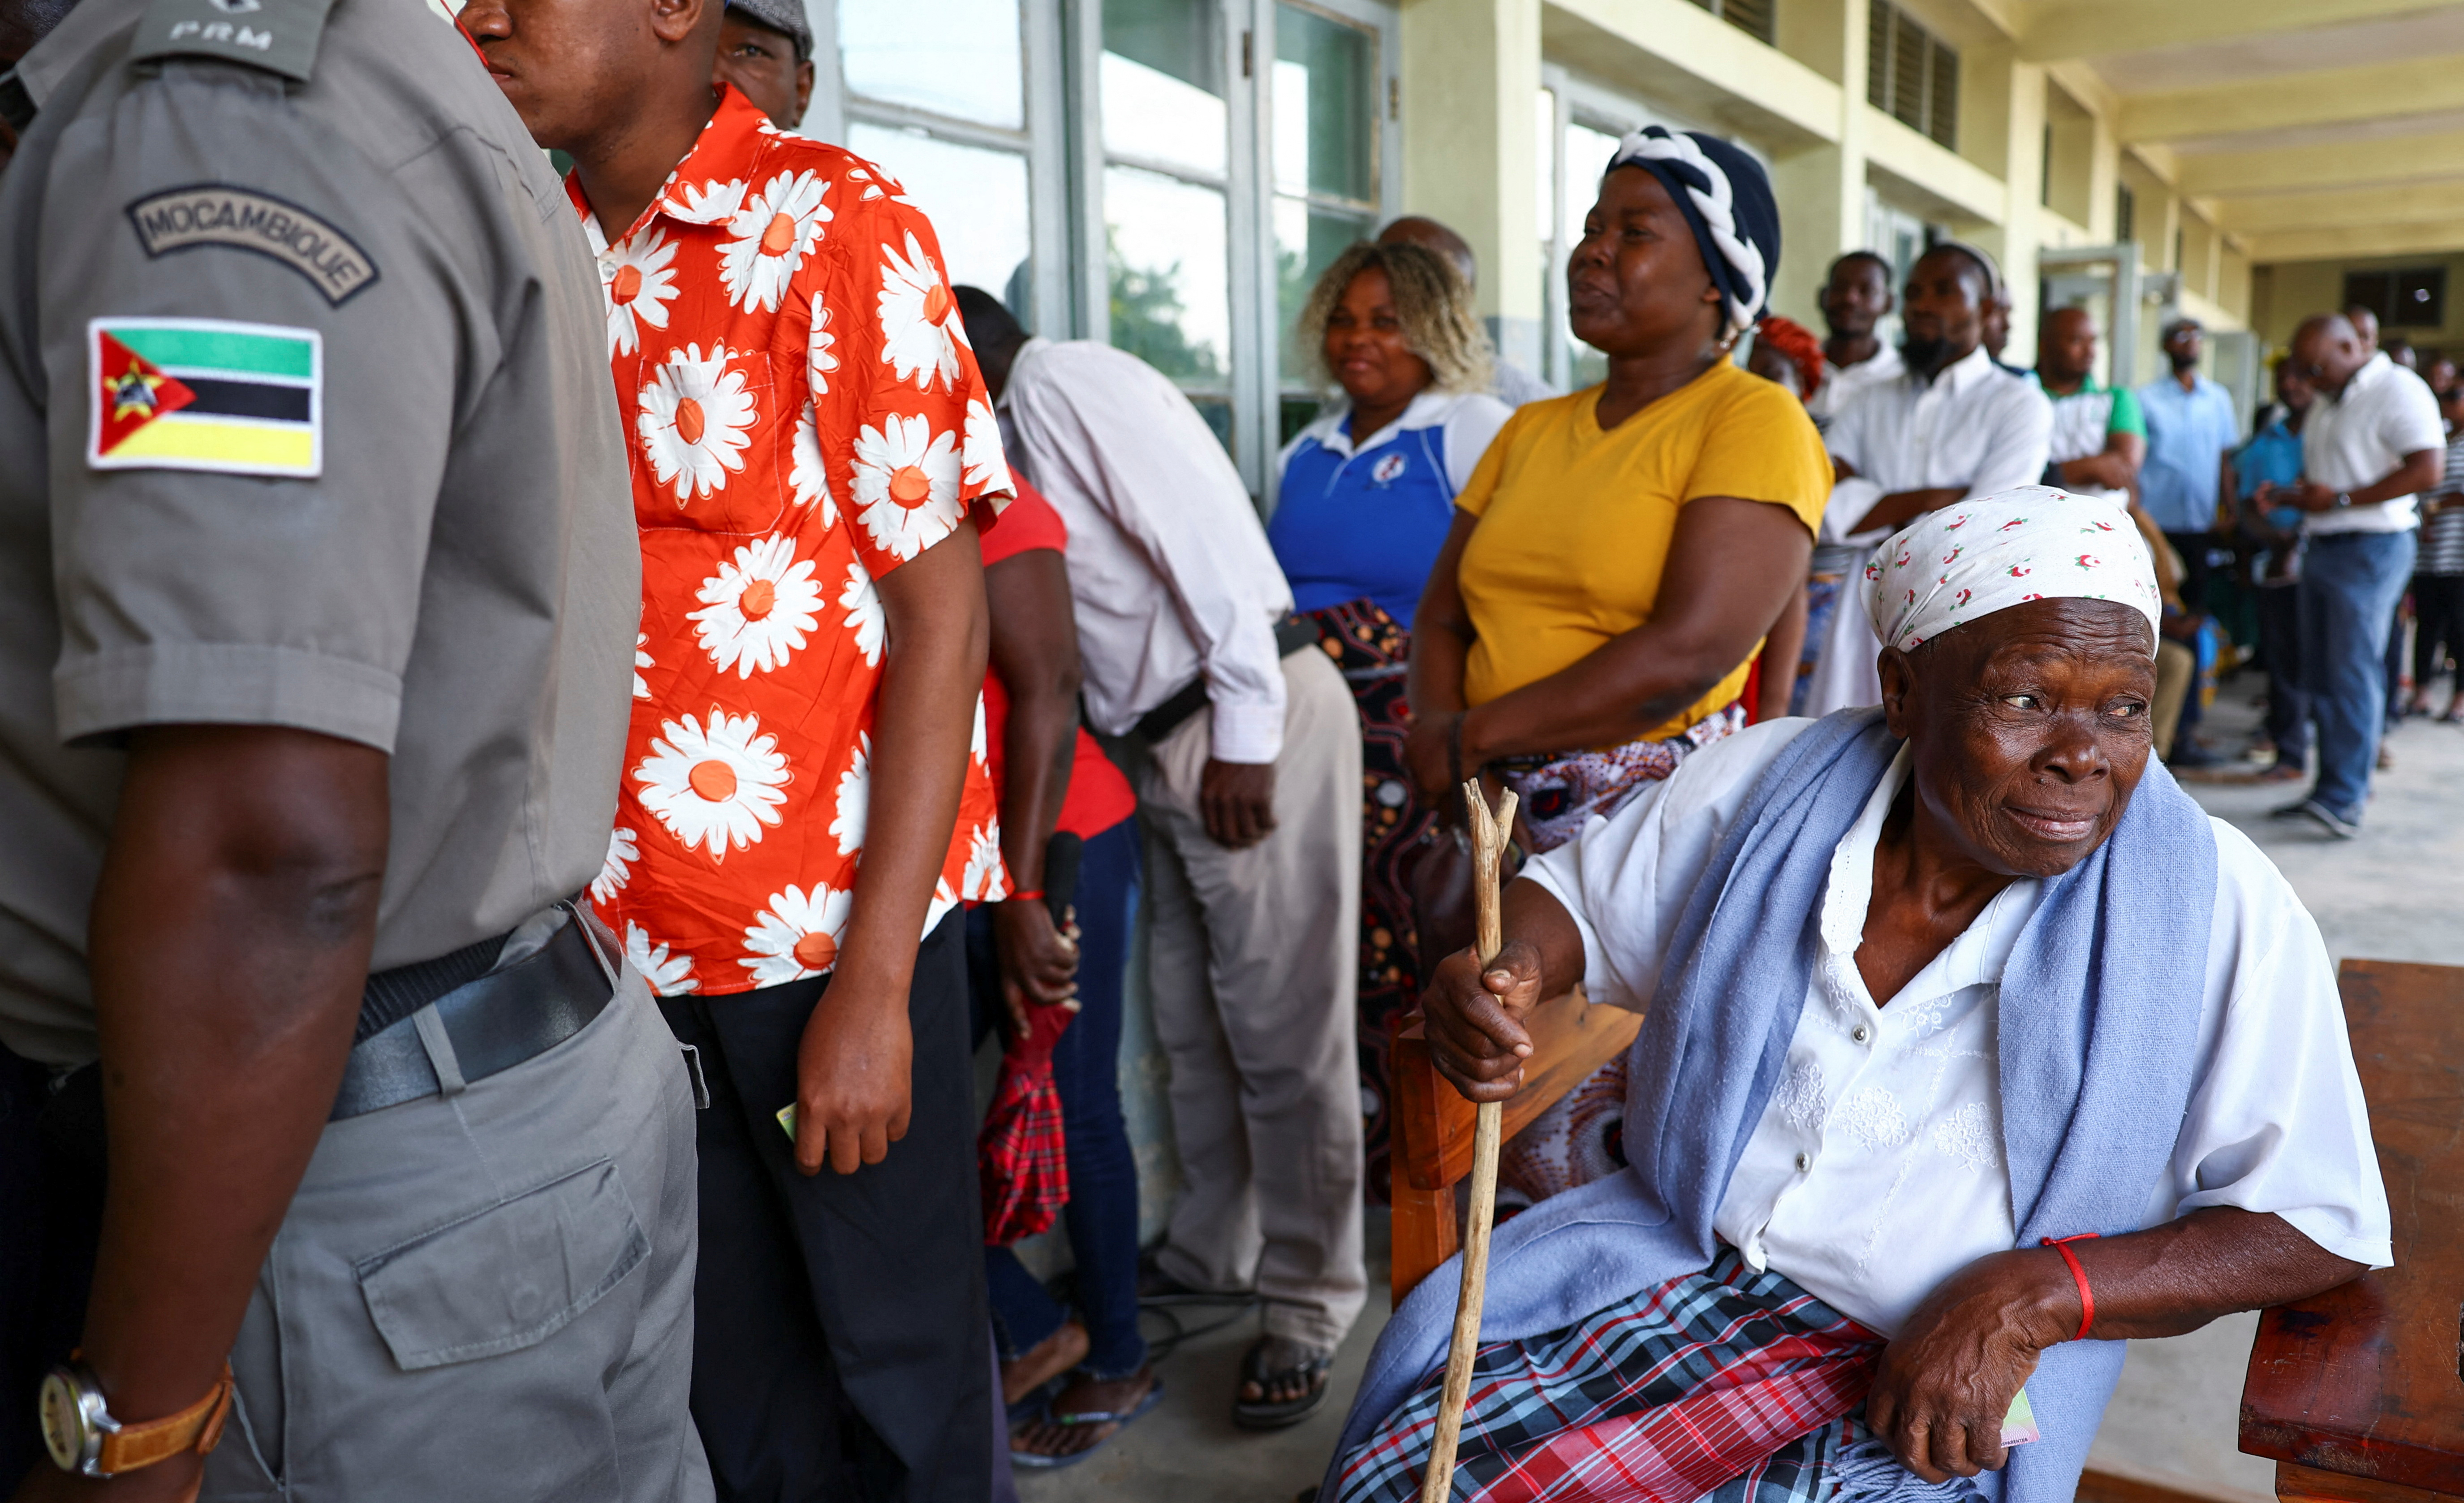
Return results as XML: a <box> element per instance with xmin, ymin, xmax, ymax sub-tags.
<box><xmin>1232</xmin><ymin>1336</ymin><xmax>1333</xmax><ymax>1430</ymax></box>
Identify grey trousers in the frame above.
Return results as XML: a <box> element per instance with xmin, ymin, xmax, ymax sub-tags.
<box><xmin>1137</xmin><ymin>647</ymin><xmax>1367</xmax><ymax>1351</ymax></box>
<box><xmin>203</xmin><ymin>970</ymin><xmax>711</xmax><ymax>1503</ymax></box>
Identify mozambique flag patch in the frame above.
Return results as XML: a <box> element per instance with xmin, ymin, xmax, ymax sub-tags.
<box><xmin>87</xmin><ymin>317</ymin><xmax>321</xmax><ymax>477</ymax></box>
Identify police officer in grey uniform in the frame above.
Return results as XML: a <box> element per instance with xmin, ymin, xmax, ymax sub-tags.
<box><xmin>0</xmin><ymin>0</ymin><xmax>712</xmax><ymax>1496</ymax></box>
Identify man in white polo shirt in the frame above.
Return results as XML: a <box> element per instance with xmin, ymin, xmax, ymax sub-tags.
<box><xmin>2262</xmin><ymin>313</ymin><xmax>2446</xmax><ymax>837</ymax></box>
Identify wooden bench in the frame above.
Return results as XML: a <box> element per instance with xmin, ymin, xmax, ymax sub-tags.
<box><xmin>2240</xmin><ymin>959</ymin><xmax>2464</xmax><ymax>1503</ymax></box>
<box><xmin>1386</xmin><ymin>985</ymin><xmax>1642</xmax><ymax>1303</ymax></box>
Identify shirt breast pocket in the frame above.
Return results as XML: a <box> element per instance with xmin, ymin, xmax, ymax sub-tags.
<box><xmin>631</xmin><ymin>346</ymin><xmax>788</xmax><ymax>536</ymax></box>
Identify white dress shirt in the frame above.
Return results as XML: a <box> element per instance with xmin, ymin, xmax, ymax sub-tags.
<box><xmin>1523</xmin><ymin>719</ymin><xmax>2392</xmax><ymax>1336</ymax></box>
<box><xmin>1804</xmin><ymin>341</ymin><xmax>1904</xmax><ymax>431</ymax></box>
<box><xmin>996</xmin><ymin>338</ymin><xmax>1297</xmax><ymax>764</ymax></box>
<box><xmin>2303</xmin><ymin>353</ymin><xmax>2447</xmax><ymax>536</ymax></box>
<box><xmin>1803</xmin><ymin>349</ymin><xmax>2055</xmax><ymax>715</ymax></box>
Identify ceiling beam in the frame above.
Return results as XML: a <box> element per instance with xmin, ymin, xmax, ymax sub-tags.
<box><xmin>2180</xmin><ymin>129</ymin><xmax>2464</xmax><ymax>198</ymax></box>
<box><xmin>2119</xmin><ymin>56</ymin><xmax>2464</xmax><ymax>144</ymax></box>
<box><xmin>2244</xmin><ymin>218</ymin><xmax>2464</xmax><ymax>263</ymax></box>
<box><xmin>2214</xmin><ymin>181</ymin><xmax>2464</xmax><ymax>234</ymax></box>
<box><xmin>2017</xmin><ymin>0</ymin><xmax>2449</xmax><ymax>64</ymax></box>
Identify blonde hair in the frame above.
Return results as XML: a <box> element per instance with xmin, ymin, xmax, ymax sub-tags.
<box><xmin>1296</xmin><ymin>242</ymin><xmax>1495</xmax><ymax>395</ymax></box>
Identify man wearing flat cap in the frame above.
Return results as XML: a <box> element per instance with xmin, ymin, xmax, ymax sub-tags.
<box><xmin>712</xmin><ymin>0</ymin><xmax>810</xmax><ymax>128</ymax></box>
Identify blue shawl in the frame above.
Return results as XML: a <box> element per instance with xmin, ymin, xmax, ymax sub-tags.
<box><xmin>1329</xmin><ymin>708</ymin><xmax>2219</xmax><ymax>1503</ymax></box>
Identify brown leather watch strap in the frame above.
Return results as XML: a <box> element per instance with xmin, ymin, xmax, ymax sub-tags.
<box><xmin>95</xmin><ymin>1364</ymin><xmax>233</xmax><ymax>1475</ymax></box>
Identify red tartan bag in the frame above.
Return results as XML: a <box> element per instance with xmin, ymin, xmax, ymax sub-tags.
<box><xmin>978</xmin><ymin>997</ymin><xmax>1074</xmax><ymax>1246</ymax></box>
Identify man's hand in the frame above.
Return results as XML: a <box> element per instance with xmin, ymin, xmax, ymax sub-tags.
<box><xmin>1867</xmin><ymin>1249</ymin><xmax>2074</xmax><ymax>1483</ymax></box>
<box><xmin>793</xmin><ymin>976</ymin><xmax>914</xmax><ymax>1176</ymax></box>
<box><xmin>2282</xmin><ymin>479</ymin><xmax>2342</xmax><ymax>513</ymax></box>
<box><xmin>1200</xmin><ymin>759</ymin><xmax>1277</xmax><ymax>848</ymax></box>
<box><xmin>1420</xmin><ymin>938</ymin><xmax>1543</xmax><ymax>1101</ymax></box>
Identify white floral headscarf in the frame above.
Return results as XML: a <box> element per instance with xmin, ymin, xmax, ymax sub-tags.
<box><xmin>1861</xmin><ymin>486</ymin><xmax>2162</xmax><ymax>652</ymax></box>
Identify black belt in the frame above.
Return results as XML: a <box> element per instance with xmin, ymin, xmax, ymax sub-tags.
<box><xmin>329</xmin><ymin>906</ymin><xmax>620</xmax><ymax>1121</ymax></box>
<box><xmin>1132</xmin><ymin>614</ymin><xmax>1323</xmax><ymax>745</ymax></box>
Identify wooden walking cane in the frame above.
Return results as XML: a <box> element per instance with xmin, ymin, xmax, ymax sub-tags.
<box><xmin>1417</xmin><ymin>778</ymin><xmax>1520</xmax><ymax>1503</ymax></box>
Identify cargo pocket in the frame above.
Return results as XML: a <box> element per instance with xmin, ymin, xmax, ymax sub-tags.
<box><xmin>355</xmin><ymin>1158</ymin><xmax>648</xmax><ymax>1372</ymax></box>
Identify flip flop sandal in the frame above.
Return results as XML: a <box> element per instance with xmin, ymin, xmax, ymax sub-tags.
<box><xmin>1232</xmin><ymin>1339</ymin><xmax>1333</xmax><ymax>1430</ymax></box>
<box><xmin>1005</xmin><ymin>1374</ymin><xmax>1063</xmax><ymax>1428</ymax></box>
<box><xmin>1010</xmin><ymin>1375</ymin><xmax>1166</xmax><ymax>1470</ymax></box>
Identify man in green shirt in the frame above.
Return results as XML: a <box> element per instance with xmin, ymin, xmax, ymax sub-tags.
<box><xmin>2034</xmin><ymin>305</ymin><xmax>2146</xmax><ymax>503</ymax></box>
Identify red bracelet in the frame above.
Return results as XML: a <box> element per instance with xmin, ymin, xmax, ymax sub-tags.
<box><xmin>2041</xmin><ymin>1233</ymin><xmax>2100</xmax><ymax>1341</ymax></box>
<box><xmin>1006</xmin><ymin>889</ymin><xmax>1044</xmax><ymax>903</ymax></box>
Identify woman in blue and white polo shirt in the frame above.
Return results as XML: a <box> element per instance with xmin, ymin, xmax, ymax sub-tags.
<box><xmin>1268</xmin><ymin>240</ymin><xmax>1509</xmax><ymax>1203</ymax></box>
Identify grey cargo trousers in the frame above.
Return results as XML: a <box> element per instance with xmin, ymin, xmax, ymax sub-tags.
<box><xmin>201</xmin><ymin>966</ymin><xmax>711</xmax><ymax>1503</ymax></box>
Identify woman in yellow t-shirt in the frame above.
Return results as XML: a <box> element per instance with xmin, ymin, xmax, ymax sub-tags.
<box><xmin>1405</xmin><ymin>128</ymin><xmax>1831</xmax><ymax>855</ymax></box>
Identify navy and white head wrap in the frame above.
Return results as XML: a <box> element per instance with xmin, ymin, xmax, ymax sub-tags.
<box><xmin>1605</xmin><ymin>126</ymin><xmax>1781</xmax><ymax>340</ymax></box>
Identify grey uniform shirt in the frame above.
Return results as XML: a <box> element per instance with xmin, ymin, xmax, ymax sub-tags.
<box><xmin>0</xmin><ymin>0</ymin><xmax>637</xmax><ymax>1066</ymax></box>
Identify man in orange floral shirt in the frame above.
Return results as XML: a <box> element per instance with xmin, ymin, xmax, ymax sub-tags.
<box><xmin>468</xmin><ymin>0</ymin><xmax>1012</xmax><ymax>1494</ymax></box>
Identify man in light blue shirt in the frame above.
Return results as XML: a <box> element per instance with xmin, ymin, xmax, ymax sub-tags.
<box><xmin>2138</xmin><ymin>317</ymin><xmax>2244</xmax><ymax>568</ymax></box>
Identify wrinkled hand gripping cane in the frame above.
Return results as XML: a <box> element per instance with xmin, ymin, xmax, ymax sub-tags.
<box><xmin>1420</xmin><ymin>780</ymin><xmax>1521</xmax><ymax>1503</ymax></box>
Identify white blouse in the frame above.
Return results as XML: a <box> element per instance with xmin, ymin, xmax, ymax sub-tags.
<box><xmin>1522</xmin><ymin>720</ymin><xmax>2392</xmax><ymax>1336</ymax></box>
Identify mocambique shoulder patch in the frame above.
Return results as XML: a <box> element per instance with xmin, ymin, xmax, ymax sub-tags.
<box><xmin>88</xmin><ymin>317</ymin><xmax>322</xmax><ymax>478</ymax></box>
<box><xmin>125</xmin><ymin>184</ymin><xmax>378</xmax><ymax>305</ymax></box>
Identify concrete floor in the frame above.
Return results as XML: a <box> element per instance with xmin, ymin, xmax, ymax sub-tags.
<box><xmin>1018</xmin><ymin>670</ymin><xmax>2464</xmax><ymax>1502</ymax></box>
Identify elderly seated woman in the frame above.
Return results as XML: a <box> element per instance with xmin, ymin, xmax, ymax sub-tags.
<box><xmin>1324</xmin><ymin>488</ymin><xmax>2390</xmax><ymax>1503</ymax></box>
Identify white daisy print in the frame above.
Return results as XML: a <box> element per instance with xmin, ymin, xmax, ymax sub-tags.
<box><xmin>719</xmin><ymin>170</ymin><xmax>831</xmax><ymax>314</ymax></box>
<box><xmin>635</xmin><ymin>709</ymin><xmax>791</xmax><ymax>858</ymax></box>
<box><xmin>601</xmin><ymin>228</ymin><xmax>680</xmax><ymax>357</ymax></box>
<box><xmin>923</xmin><ymin>876</ymin><xmax>960</xmax><ymax>942</ymax></box>
<box><xmin>624</xmin><ymin>920</ymin><xmax>699</xmax><ymax>996</ymax></box>
<box><xmin>739</xmin><ymin>883</ymin><xmax>856</xmax><ymax>985</ymax></box>
<box><xmin>969</xmin><ymin>691</ymin><xmax>987</xmax><ymax>764</ymax></box>
<box><xmin>844</xmin><ymin>163</ymin><xmax>903</xmax><ymax>202</ymax></box>
<box><xmin>832</xmin><ymin>732</ymin><xmax>870</xmax><ymax>856</ymax></box>
<box><xmin>634</xmin><ymin>633</ymin><xmax>654</xmax><ymax>700</ymax></box>
<box><xmin>808</xmin><ymin>299</ymin><xmax>840</xmax><ymax>395</ymax></box>
<box><xmin>961</xmin><ymin>821</ymin><xmax>1007</xmax><ymax>902</ymax></box>
<box><xmin>850</xmin><ymin>413</ymin><xmax>959</xmax><ymax>560</ymax></box>
<box><xmin>839</xmin><ymin>557</ymin><xmax>884</xmax><ymax>667</ymax></box>
<box><xmin>689</xmin><ymin>535</ymin><xmax>825</xmax><ymax>678</ymax></box>
<box><xmin>877</xmin><ymin>230</ymin><xmax>961</xmax><ymax>391</ymax></box>
<box><xmin>638</xmin><ymin>344</ymin><xmax>758</xmax><ymax>504</ymax></box>
<box><xmin>592</xmin><ymin>826</ymin><xmax>639</xmax><ymax>906</ymax></box>
<box><xmin>675</xmin><ymin>177</ymin><xmax>747</xmax><ymax>222</ymax></box>
<box><xmin>961</xmin><ymin>397</ymin><xmax>1006</xmax><ymax>492</ymax></box>
<box><xmin>788</xmin><ymin>404</ymin><xmax>835</xmax><ymax>521</ymax></box>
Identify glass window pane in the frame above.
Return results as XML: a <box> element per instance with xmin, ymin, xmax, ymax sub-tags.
<box><xmin>1103</xmin><ymin>0</ymin><xmax>1226</xmax><ymax>177</ymax></box>
<box><xmin>1105</xmin><ymin>165</ymin><xmax>1229</xmax><ymax>388</ymax></box>
<box><xmin>840</xmin><ymin>0</ymin><xmax>1023</xmax><ymax>129</ymax></box>
<box><xmin>1271</xmin><ymin>4</ymin><xmax>1373</xmax><ymax>205</ymax></box>
<box><xmin>846</xmin><ymin>125</ymin><xmax>1034</xmax><ymax>320</ymax></box>
<box><xmin>1274</xmin><ymin>195</ymin><xmax>1372</xmax><ymax>376</ymax></box>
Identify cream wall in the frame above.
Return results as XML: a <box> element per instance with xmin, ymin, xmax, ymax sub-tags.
<box><xmin>2251</xmin><ymin>251</ymin><xmax>2464</xmax><ymax>357</ymax></box>
<box><xmin>1395</xmin><ymin>0</ymin><xmax>2250</xmax><ymax>391</ymax></box>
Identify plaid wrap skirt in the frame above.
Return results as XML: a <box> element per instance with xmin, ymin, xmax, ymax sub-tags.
<box><xmin>1331</xmin><ymin>1248</ymin><xmax>1980</xmax><ymax>1503</ymax></box>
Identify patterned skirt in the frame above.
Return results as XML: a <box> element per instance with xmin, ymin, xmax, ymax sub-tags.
<box><xmin>1305</xmin><ymin>599</ymin><xmax>1441</xmax><ymax>1207</ymax></box>
<box><xmin>1490</xmin><ymin>703</ymin><xmax>1747</xmax><ymax>1207</ymax></box>
<box><xmin>1330</xmin><ymin>1248</ymin><xmax>1977</xmax><ymax>1503</ymax></box>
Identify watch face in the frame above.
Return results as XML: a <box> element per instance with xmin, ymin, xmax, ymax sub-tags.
<box><xmin>38</xmin><ymin>1369</ymin><xmax>86</xmax><ymax>1472</ymax></box>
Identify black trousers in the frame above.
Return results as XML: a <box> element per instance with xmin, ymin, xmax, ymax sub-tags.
<box><xmin>660</xmin><ymin>909</ymin><xmax>991</xmax><ymax>1503</ymax></box>
<box><xmin>2255</xmin><ymin>582</ymin><xmax>2311</xmax><ymax>771</ymax></box>
<box><xmin>0</xmin><ymin>1053</ymin><xmax>104</xmax><ymax>1495</ymax></box>
<box><xmin>2412</xmin><ymin>573</ymin><xmax>2464</xmax><ymax>691</ymax></box>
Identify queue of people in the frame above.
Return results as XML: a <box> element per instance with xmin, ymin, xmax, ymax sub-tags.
<box><xmin>0</xmin><ymin>0</ymin><xmax>2408</xmax><ymax>1498</ymax></box>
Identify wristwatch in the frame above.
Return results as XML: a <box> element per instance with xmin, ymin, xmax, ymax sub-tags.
<box><xmin>39</xmin><ymin>1357</ymin><xmax>233</xmax><ymax>1478</ymax></box>
<box><xmin>2335</xmin><ymin>491</ymin><xmax>2354</xmax><ymax>508</ymax></box>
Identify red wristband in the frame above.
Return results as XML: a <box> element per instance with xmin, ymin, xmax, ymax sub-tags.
<box><xmin>2041</xmin><ymin>1233</ymin><xmax>2100</xmax><ymax>1341</ymax></box>
<box><xmin>1006</xmin><ymin>890</ymin><xmax>1044</xmax><ymax>903</ymax></box>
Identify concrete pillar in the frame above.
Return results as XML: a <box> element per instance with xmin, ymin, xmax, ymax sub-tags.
<box><xmin>1964</xmin><ymin>43</ymin><xmax>2050</xmax><ymax>362</ymax></box>
<box><xmin>1769</xmin><ymin>0</ymin><xmax>1866</xmax><ymax>328</ymax></box>
<box><xmin>1399</xmin><ymin>0</ymin><xmax>1545</xmax><ymax>370</ymax></box>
